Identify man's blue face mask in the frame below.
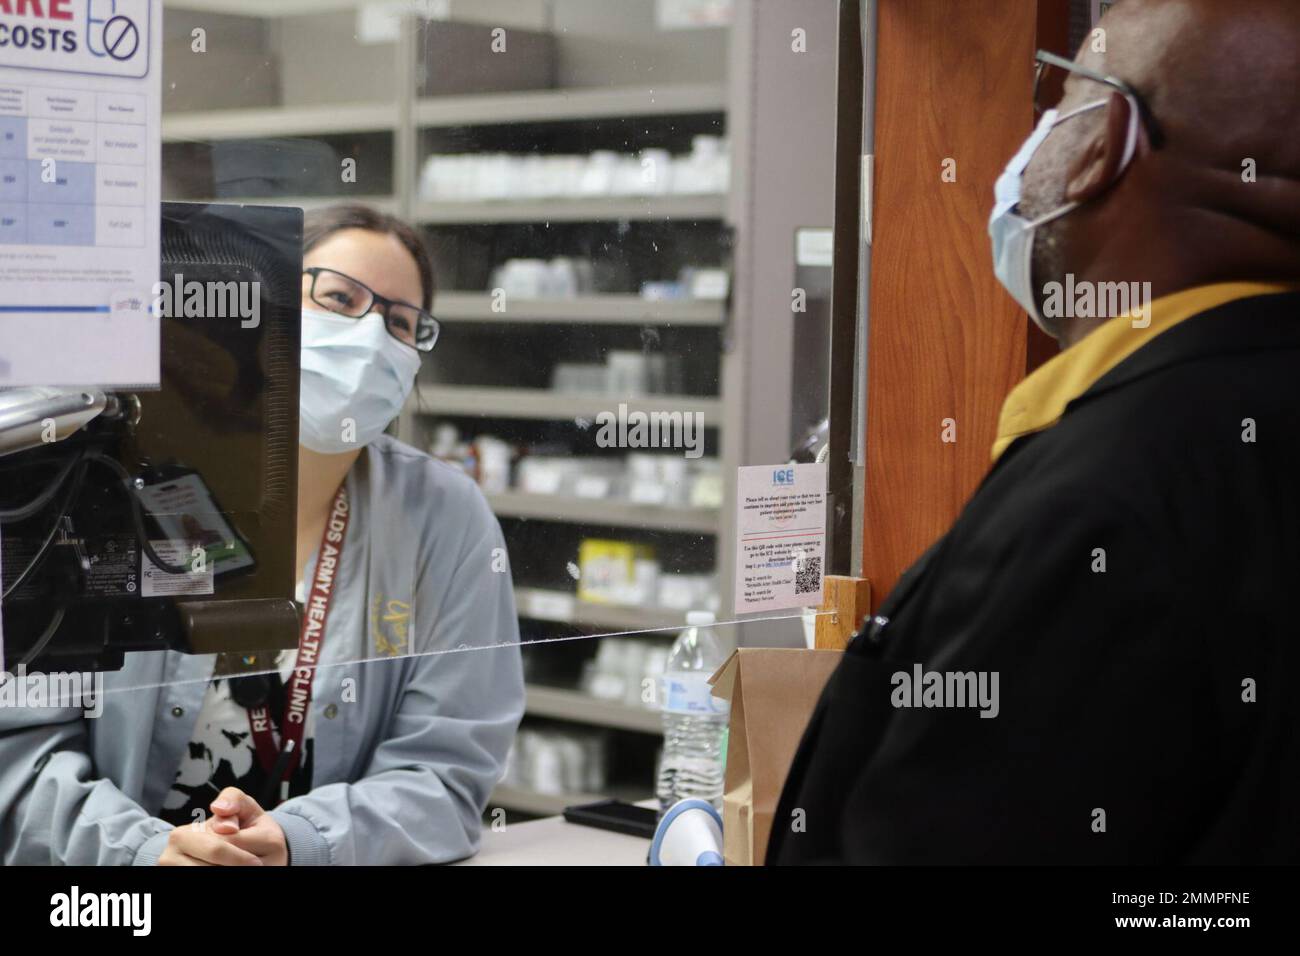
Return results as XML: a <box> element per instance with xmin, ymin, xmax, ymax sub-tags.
<box><xmin>988</xmin><ymin>96</ymin><xmax>1139</xmax><ymax>335</ymax></box>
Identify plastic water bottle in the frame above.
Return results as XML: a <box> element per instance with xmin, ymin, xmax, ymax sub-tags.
<box><xmin>657</xmin><ymin>611</ymin><xmax>729</xmax><ymax>815</ymax></box>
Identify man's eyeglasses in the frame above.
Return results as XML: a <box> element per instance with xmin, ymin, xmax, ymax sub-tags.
<box><xmin>1033</xmin><ymin>49</ymin><xmax>1165</xmax><ymax>149</ymax></box>
<box><xmin>303</xmin><ymin>267</ymin><xmax>440</xmax><ymax>353</ymax></box>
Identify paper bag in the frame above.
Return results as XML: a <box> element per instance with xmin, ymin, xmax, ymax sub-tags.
<box><xmin>709</xmin><ymin>648</ymin><xmax>842</xmax><ymax>866</ymax></box>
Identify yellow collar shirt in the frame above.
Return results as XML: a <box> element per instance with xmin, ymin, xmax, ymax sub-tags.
<box><xmin>992</xmin><ymin>281</ymin><xmax>1300</xmax><ymax>463</ymax></box>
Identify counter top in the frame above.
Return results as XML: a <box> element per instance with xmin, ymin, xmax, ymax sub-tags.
<box><xmin>456</xmin><ymin>808</ymin><xmax>652</xmax><ymax>866</ymax></box>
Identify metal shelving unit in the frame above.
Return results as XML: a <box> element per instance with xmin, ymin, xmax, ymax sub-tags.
<box><xmin>488</xmin><ymin>491</ymin><xmax>718</xmax><ymax>534</ymax></box>
<box><xmin>400</xmin><ymin>10</ymin><xmax>735</xmax><ymax>802</ymax></box>
<box><xmin>162</xmin><ymin>103</ymin><xmax>398</xmax><ymax>141</ymax></box>
<box><xmin>435</xmin><ymin>293</ymin><xmax>725</xmax><ymax>326</ymax></box>
<box><xmin>174</xmin><ymin>195</ymin><xmax>401</xmax><ymax>214</ymax></box>
<box><xmin>525</xmin><ymin>684</ymin><xmax>662</xmax><ymax>734</ymax></box>
<box><xmin>413</xmin><ymin>82</ymin><xmax>727</xmax><ymax>126</ymax></box>
<box><xmin>157</xmin><ymin>3</ymin><xmax>804</xmax><ymax>798</ymax></box>
<box><xmin>416</xmin><ymin>385</ymin><xmax>723</xmax><ymax>422</ymax></box>
<box><xmin>412</xmin><ymin>195</ymin><xmax>727</xmax><ymax>225</ymax></box>
<box><xmin>515</xmin><ymin>586</ymin><xmax>689</xmax><ymax>632</ymax></box>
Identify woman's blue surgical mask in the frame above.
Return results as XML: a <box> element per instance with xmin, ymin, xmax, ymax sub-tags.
<box><xmin>989</xmin><ymin>97</ymin><xmax>1139</xmax><ymax>334</ymax></box>
<box><xmin>299</xmin><ymin>309</ymin><xmax>421</xmax><ymax>454</ymax></box>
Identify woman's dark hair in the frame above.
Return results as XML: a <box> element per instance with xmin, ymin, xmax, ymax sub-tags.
<box><xmin>303</xmin><ymin>204</ymin><xmax>436</xmax><ymax>311</ymax></box>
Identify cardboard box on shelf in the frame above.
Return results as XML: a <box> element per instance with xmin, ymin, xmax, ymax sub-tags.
<box><xmin>709</xmin><ymin>648</ymin><xmax>842</xmax><ymax>866</ymax></box>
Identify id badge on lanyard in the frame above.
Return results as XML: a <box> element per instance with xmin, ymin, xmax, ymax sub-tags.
<box><xmin>246</xmin><ymin>484</ymin><xmax>350</xmax><ymax>802</ymax></box>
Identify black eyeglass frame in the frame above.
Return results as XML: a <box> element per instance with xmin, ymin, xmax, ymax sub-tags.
<box><xmin>303</xmin><ymin>266</ymin><xmax>440</xmax><ymax>353</ymax></box>
<box><xmin>1033</xmin><ymin>49</ymin><xmax>1165</xmax><ymax>150</ymax></box>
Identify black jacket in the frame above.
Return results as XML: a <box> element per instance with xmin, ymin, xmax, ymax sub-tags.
<box><xmin>770</xmin><ymin>291</ymin><xmax>1300</xmax><ymax>864</ymax></box>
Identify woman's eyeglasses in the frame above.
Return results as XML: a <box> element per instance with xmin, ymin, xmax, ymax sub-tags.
<box><xmin>303</xmin><ymin>267</ymin><xmax>440</xmax><ymax>353</ymax></box>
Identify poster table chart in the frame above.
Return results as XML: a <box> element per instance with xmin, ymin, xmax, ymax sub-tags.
<box><xmin>0</xmin><ymin>81</ymin><xmax>147</xmax><ymax>248</ymax></box>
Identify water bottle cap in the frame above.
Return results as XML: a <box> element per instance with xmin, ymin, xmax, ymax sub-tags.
<box><xmin>686</xmin><ymin>610</ymin><xmax>716</xmax><ymax>626</ymax></box>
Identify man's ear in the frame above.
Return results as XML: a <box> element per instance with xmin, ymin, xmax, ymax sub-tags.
<box><xmin>1063</xmin><ymin>92</ymin><xmax>1134</xmax><ymax>204</ymax></box>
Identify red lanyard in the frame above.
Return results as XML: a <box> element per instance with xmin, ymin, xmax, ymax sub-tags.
<box><xmin>247</xmin><ymin>484</ymin><xmax>349</xmax><ymax>782</ymax></box>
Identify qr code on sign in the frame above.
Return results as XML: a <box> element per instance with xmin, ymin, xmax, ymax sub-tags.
<box><xmin>795</xmin><ymin>556</ymin><xmax>822</xmax><ymax>595</ymax></box>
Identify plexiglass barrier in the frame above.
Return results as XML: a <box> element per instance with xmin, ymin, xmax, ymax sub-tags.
<box><xmin>0</xmin><ymin>0</ymin><xmax>844</xmax><ymax>842</ymax></box>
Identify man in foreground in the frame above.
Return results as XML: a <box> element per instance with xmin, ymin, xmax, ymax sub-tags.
<box><xmin>772</xmin><ymin>0</ymin><xmax>1300</xmax><ymax>864</ymax></box>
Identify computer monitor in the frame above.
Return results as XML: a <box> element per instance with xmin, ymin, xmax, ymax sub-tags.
<box><xmin>0</xmin><ymin>202</ymin><xmax>302</xmax><ymax>673</ymax></box>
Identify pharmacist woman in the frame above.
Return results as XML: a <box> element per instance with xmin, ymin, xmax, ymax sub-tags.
<box><xmin>0</xmin><ymin>205</ymin><xmax>525</xmax><ymax>866</ymax></box>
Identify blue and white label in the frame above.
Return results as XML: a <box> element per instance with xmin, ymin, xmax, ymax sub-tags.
<box><xmin>663</xmin><ymin>672</ymin><xmax>727</xmax><ymax>716</ymax></box>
